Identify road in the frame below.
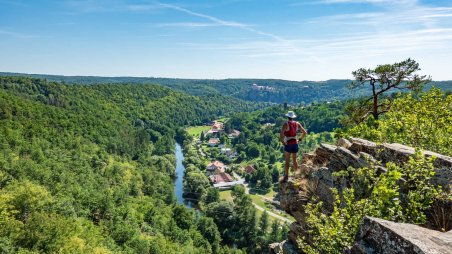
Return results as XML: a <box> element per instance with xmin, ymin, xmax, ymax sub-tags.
<box><xmin>233</xmin><ymin>172</ymin><xmax>294</xmax><ymax>224</ymax></box>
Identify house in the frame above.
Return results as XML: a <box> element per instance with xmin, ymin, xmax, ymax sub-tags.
<box><xmin>221</xmin><ymin>148</ymin><xmax>238</xmax><ymax>159</ymax></box>
<box><xmin>251</xmin><ymin>83</ymin><xmax>275</xmax><ymax>91</ymax></box>
<box><xmin>209</xmin><ymin>172</ymin><xmax>234</xmax><ymax>184</ymax></box>
<box><xmin>244</xmin><ymin>165</ymin><xmax>255</xmax><ymax>174</ymax></box>
<box><xmin>206</xmin><ymin>161</ymin><xmax>225</xmax><ymax>174</ymax></box>
<box><xmin>228</xmin><ymin>130</ymin><xmax>241</xmax><ymax>138</ymax></box>
<box><xmin>212</xmin><ymin>121</ymin><xmax>224</xmax><ymax>131</ymax></box>
<box><xmin>208</xmin><ymin>138</ymin><xmax>220</xmax><ymax>146</ymax></box>
<box><xmin>207</xmin><ymin>129</ymin><xmax>219</xmax><ymax>135</ymax></box>
<box><xmin>220</xmin><ymin>147</ymin><xmax>232</xmax><ymax>154</ymax></box>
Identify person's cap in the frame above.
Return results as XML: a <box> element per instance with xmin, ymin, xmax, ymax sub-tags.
<box><xmin>285</xmin><ymin>111</ymin><xmax>297</xmax><ymax>118</ymax></box>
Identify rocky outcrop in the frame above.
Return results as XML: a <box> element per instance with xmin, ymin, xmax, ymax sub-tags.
<box><xmin>348</xmin><ymin>217</ymin><xmax>452</xmax><ymax>254</ymax></box>
<box><xmin>269</xmin><ymin>240</ymin><xmax>299</xmax><ymax>254</ymax></box>
<box><xmin>274</xmin><ymin>138</ymin><xmax>452</xmax><ymax>253</ymax></box>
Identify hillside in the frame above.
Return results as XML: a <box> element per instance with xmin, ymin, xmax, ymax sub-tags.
<box><xmin>3</xmin><ymin>72</ymin><xmax>451</xmax><ymax>104</ymax></box>
<box><xmin>0</xmin><ymin>76</ymin><xmax>262</xmax><ymax>253</ymax></box>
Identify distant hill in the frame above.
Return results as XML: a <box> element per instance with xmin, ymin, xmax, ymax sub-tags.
<box><xmin>1</xmin><ymin>72</ymin><xmax>451</xmax><ymax>104</ymax></box>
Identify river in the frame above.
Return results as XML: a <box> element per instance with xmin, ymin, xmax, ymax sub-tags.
<box><xmin>174</xmin><ymin>143</ymin><xmax>195</xmax><ymax>208</ymax></box>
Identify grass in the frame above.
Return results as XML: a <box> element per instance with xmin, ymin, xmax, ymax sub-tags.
<box><xmin>249</xmin><ymin>194</ymin><xmax>267</xmax><ymax>208</ymax></box>
<box><xmin>186</xmin><ymin>125</ymin><xmax>211</xmax><ymax>137</ymax></box>
<box><xmin>220</xmin><ymin>190</ymin><xmax>285</xmax><ymax>225</ymax></box>
<box><xmin>219</xmin><ymin>188</ymin><xmax>294</xmax><ymax>226</ymax></box>
<box><xmin>219</xmin><ymin>190</ymin><xmax>234</xmax><ymax>202</ymax></box>
<box><xmin>216</xmin><ymin>117</ymin><xmax>229</xmax><ymax>123</ymax></box>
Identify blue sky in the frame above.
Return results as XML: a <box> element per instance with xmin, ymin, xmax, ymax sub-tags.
<box><xmin>1</xmin><ymin>0</ymin><xmax>452</xmax><ymax>80</ymax></box>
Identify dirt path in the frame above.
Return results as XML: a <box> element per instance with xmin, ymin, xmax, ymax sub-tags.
<box><xmin>235</xmin><ymin>175</ymin><xmax>294</xmax><ymax>224</ymax></box>
<box><xmin>252</xmin><ymin>203</ymin><xmax>294</xmax><ymax>223</ymax></box>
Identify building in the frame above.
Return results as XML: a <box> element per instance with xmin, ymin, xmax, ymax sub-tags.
<box><xmin>244</xmin><ymin>165</ymin><xmax>255</xmax><ymax>174</ymax></box>
<box><xmin>221</xmin><ymin>148</ymin><xmax>238</xmax><ymax>159</ymax></box>
<box><xmin>207</xmin><ymin>129</ymin><xmax>219</xmax><ymax>135</ymax></box>
<box><xmin>208</xmin><ymin>138</ymin><xmax>220</xmax><ymax>146</ymax></box>
<box><xmin>212</xmin><ymin>121</ymin><xmax>224</xmax><ymax>131</ymax></box>
<box><xmin>251</xmin><ymin>83</ymin><xmax>275</xmax><ymax>91</ymax></box>
<box><xmin>206</xmin><ymin>161</ymin><xmax>225</xmax><ymax>174</ymax></box>
<box><xmin>209</xmin><ymin>172</ymin><xmax>234</xmax><ymax>184</ymax></box>
<box><xmin>228</xmin><ymin>130</ymin><xmax>241</xmax><ymax>138</ymax></box>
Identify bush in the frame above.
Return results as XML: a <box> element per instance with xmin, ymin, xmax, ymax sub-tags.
<box><xmin>298</xmin><ymin>152</ymin><xmax>440</xmax><ymax>253</ymax></box>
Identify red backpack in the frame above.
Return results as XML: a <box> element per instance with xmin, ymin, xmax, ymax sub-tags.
<box><xmin>284</xmin><ymin>121</ymin><xmax>298</xmax><ymax>137</ymax></box>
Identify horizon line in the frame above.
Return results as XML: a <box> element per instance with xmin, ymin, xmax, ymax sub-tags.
<box><xmin>2</xmin><ymin>71</ymin><xmax>451</xmax><ymax>83</ymax></box>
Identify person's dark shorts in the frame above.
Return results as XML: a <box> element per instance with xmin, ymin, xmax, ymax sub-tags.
<box><xmin>284</xmin><ymin>143</ymin><xmax>299</xmax><ymax>153</ymax></box>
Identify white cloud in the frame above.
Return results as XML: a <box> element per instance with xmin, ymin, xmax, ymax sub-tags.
<box><xmin>154</xmin><ymin>22</ymin><xmax>224</xmax><ymax>28</ymax></box>
<box><xmin>299</xmin><ymin>0</ymin><xmax>418</xmax><ymax>5</ymax></box>
<box><xmin>0</xmin><ymin>29</ymin><xmax>39</xmax><ymax>39</ymax></box>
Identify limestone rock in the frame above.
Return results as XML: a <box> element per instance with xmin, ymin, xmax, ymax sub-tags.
<box><xmin>348</xmin><ymin>217</ymin><xmax>452</xmax><ymax>254</ymax></box>
<box><xmin>278</xmin><ymin>137</ymin><xmax>452</xmax><ymax>253</ymax></box>
<box><xmin>377</xmin><ymin>143</ymin><xmax>452</xmax><ymax>190</ymax></box>
<box><xmin>280</xmin><ymin>179</ymin><xmax>310</xmax><ymax>223</ymax></box>
<box><xmin>349</xmin><ymin>138</ymin><xmax>377</xmax><ymax>155</ymax></box>
<box><xmin>269</xmin><ymin>240</ymin><xmax>299</xmax><ymax>254</ymax></box>
<box><xmin>337</xmin><ymin>138</ymin><xmax>352</xmax><ymax>149</ymax></box>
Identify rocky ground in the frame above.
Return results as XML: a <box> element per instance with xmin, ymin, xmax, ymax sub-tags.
<box><xmin>270</xmin><ymin>138</ymin><xmax>452</xmax><ymax>254</ymax></box>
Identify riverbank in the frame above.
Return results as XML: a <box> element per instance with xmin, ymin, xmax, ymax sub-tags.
<box><xmin>173</xmin><ymin>143</ymin><xmax>196</xmax><ymax>208</ymax></box>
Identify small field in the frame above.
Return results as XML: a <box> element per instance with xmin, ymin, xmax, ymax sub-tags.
<box><xmin>186</xmin><ymin>125</ymin><xmax>211</xmax><ymax>137</ymax></box>
<box><xmin>219</xmin><ymin>188</ymin><xmax>294</xmax><ymax>224</ymax></box>
<box><xmin>216</xmin><ymin>117</ymin><xmax>229</xmax><ymax>123</ymax></box>
<box><xmin>219</xmin><ymin>190</ymin><xmax>234</xmax><ymax>202</ymax></box>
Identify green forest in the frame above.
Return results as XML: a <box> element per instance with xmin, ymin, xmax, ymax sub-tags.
<box><xmin>0</xmin><ymin>76</ymin><xmax>263</xmax><ymax>253</ymax></box>
<box><xmin>3</xmin><ymin>72</ymin><xmax>451</xmax><ymax>104</ymax></box>
<box><xmin>0</xmin><ymin>63</ymin><xmax>451</xmax><ymax>254</ymax></box>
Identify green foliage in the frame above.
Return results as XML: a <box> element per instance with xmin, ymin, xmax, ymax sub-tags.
<box><xmin>184</xmin><ymin>171</ymin><xmax>210</xmax><ymax>199</ymax></box>
<box><xmin>0</xmin><ymin>76</ymin><xmax>259</xmax><ymax>253</ymax></box>
<box><xmin>197</xmin><ymin>217</ymin><xmax>222</xmax><ymax>253</ymax></box>
<box><xmin>347</xmin><ymin>88</ymin><xmax>452</xmax><ymax>156</ymax></box>
<box><xmin>299</xmin><ymin>152</ymin><xmax>440</xmax><ymax>253</ymax></box>
<box><xmin>349</xmin><ymin>58</ymin><xmax>431</xmax><ymax>122</ymax></box>
<box><xmin>294</xmin><ymin>101</ymin><xmax>346</xmax><ymax>133</ymax></box>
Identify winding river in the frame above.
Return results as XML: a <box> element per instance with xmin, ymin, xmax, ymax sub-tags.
<box><xmin>174</xmin><ymin>143</ymin><xmax>194</xmax><ymax>208</ymax></box>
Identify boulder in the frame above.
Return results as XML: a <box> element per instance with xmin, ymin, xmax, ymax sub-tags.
<box><xmin>314</xmin><ymin>144</ymin><xmax>337</xmax><ymax>165</ymax></box>
<box><xmin>337</xmin><ymin>138</ymin><xmax>353</xmax><ymax>149</ymax></box>
<box><xmin>269</xmin><ymin>240</ymin><xmax>299</xmax><ymax>254</ymax></box>
<box><xmin>278</xmin><ymin>138</ymin><xmax>452</xmax><ymax>254</ymax></box>
<box><xmin>279</xmin><ymin>179</ymin><xmax>310</xmax><ymax>223</ymax></box>
<box><xmin>349</xmin><ymin>138</ymin><xmax>377</xmax><ymax>155</ymax></box>
<box><xmin>348</xmin><ymin>217</ymin><xmax>452</xmax><ymax>254</ymax></box>
<box><xmin>377</xmin><ymin>143</ymin><xmax>452</xmax><ymax>190</ymax></box>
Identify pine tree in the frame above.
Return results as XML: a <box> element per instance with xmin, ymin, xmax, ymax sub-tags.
<box><xmin>259</xmin><ymin>211</ymin><xmax>269</xmax><ymax>237</ymax></box>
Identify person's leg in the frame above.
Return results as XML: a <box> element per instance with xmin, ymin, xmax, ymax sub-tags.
<box><xmin>291</xmin><ymin>152</ymin><xmax>298</xmax><ymax>175</ymax></box>
<box><xmin>284</xmin><ymin>151</ymin><xmax>290</xmax><ymax>179</ymax></box>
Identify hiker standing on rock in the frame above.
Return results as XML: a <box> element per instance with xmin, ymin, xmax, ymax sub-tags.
<box><xmin>280</xmin><ymin>111</ymin><xmax>307</xmax><ymax>181</ymax></box>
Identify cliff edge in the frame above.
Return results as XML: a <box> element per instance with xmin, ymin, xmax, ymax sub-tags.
<box><xmin>270</xmin><ymin>138</ymin><xmax>452</xmax><ymax>254</ymax></box>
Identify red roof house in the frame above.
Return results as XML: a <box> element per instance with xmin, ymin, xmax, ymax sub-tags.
<box><xmin>209</xmin><ymin>172</ymin><xmax>234</xmax><ymax>184</ymax></box>
<box><xmin>206</xmin><ymin>161</ymin><xmax>225</xmax><ymax>173</ymax></box>
<box><xmin>244</xmin><ymin>165</ymin><xmax>255</xmax><ymax>174</ymax></box>
<box><xmin>208</xmin><ymin>138</ymin><xmax>220</xmax><ymax>146</ymax></box>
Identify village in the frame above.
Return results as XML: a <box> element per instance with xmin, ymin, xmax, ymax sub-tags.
<box><xmin>195</xmin><ymin>120</ymin><xmax>244</xmax><ymax>188</ymax></box>
<box><xmin>186</xmin><ymin>119</ymin><xmax>294</xmax><ymax>224</ymax></box>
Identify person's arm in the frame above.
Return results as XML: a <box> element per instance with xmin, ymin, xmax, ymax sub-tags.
<box><xmin>280</xmin><ymin>123</ymin><xmax>288</xmax><ymax>145</ymax></box>
<box><xmin>298</xmin><ymin>123</ymin><xmax>307</xmax><ymax>142</ymax></box>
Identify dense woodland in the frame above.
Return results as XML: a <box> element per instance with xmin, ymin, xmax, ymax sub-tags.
<box><xmin>179</xmin><ymin>136</ymin><xmax>290</xmax><ymax>253</ymax></box>
<box><xmin>298</xmin><ymin>87</ymin><xmax>452</xmax><ymax>254</ymax></box>
<box><xmin>3</xmin><ymin>72</ymin><xmax>451</xmax><ymax>104</ymax></box>
<box><xmin>0</xmin><ymin>76</ymin><xmax>262</xmax><ymax>253</ymax></box>
<box><xmin>0</xmin><ymin>70</ymin><xmax>451</xmax><ymax>254</ymax></box>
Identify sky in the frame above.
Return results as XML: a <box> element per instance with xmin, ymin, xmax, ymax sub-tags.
<box><xmin>1</xmin><ymin>0</ymin><xmax>452</xmax><ymax>81</ymax></box>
